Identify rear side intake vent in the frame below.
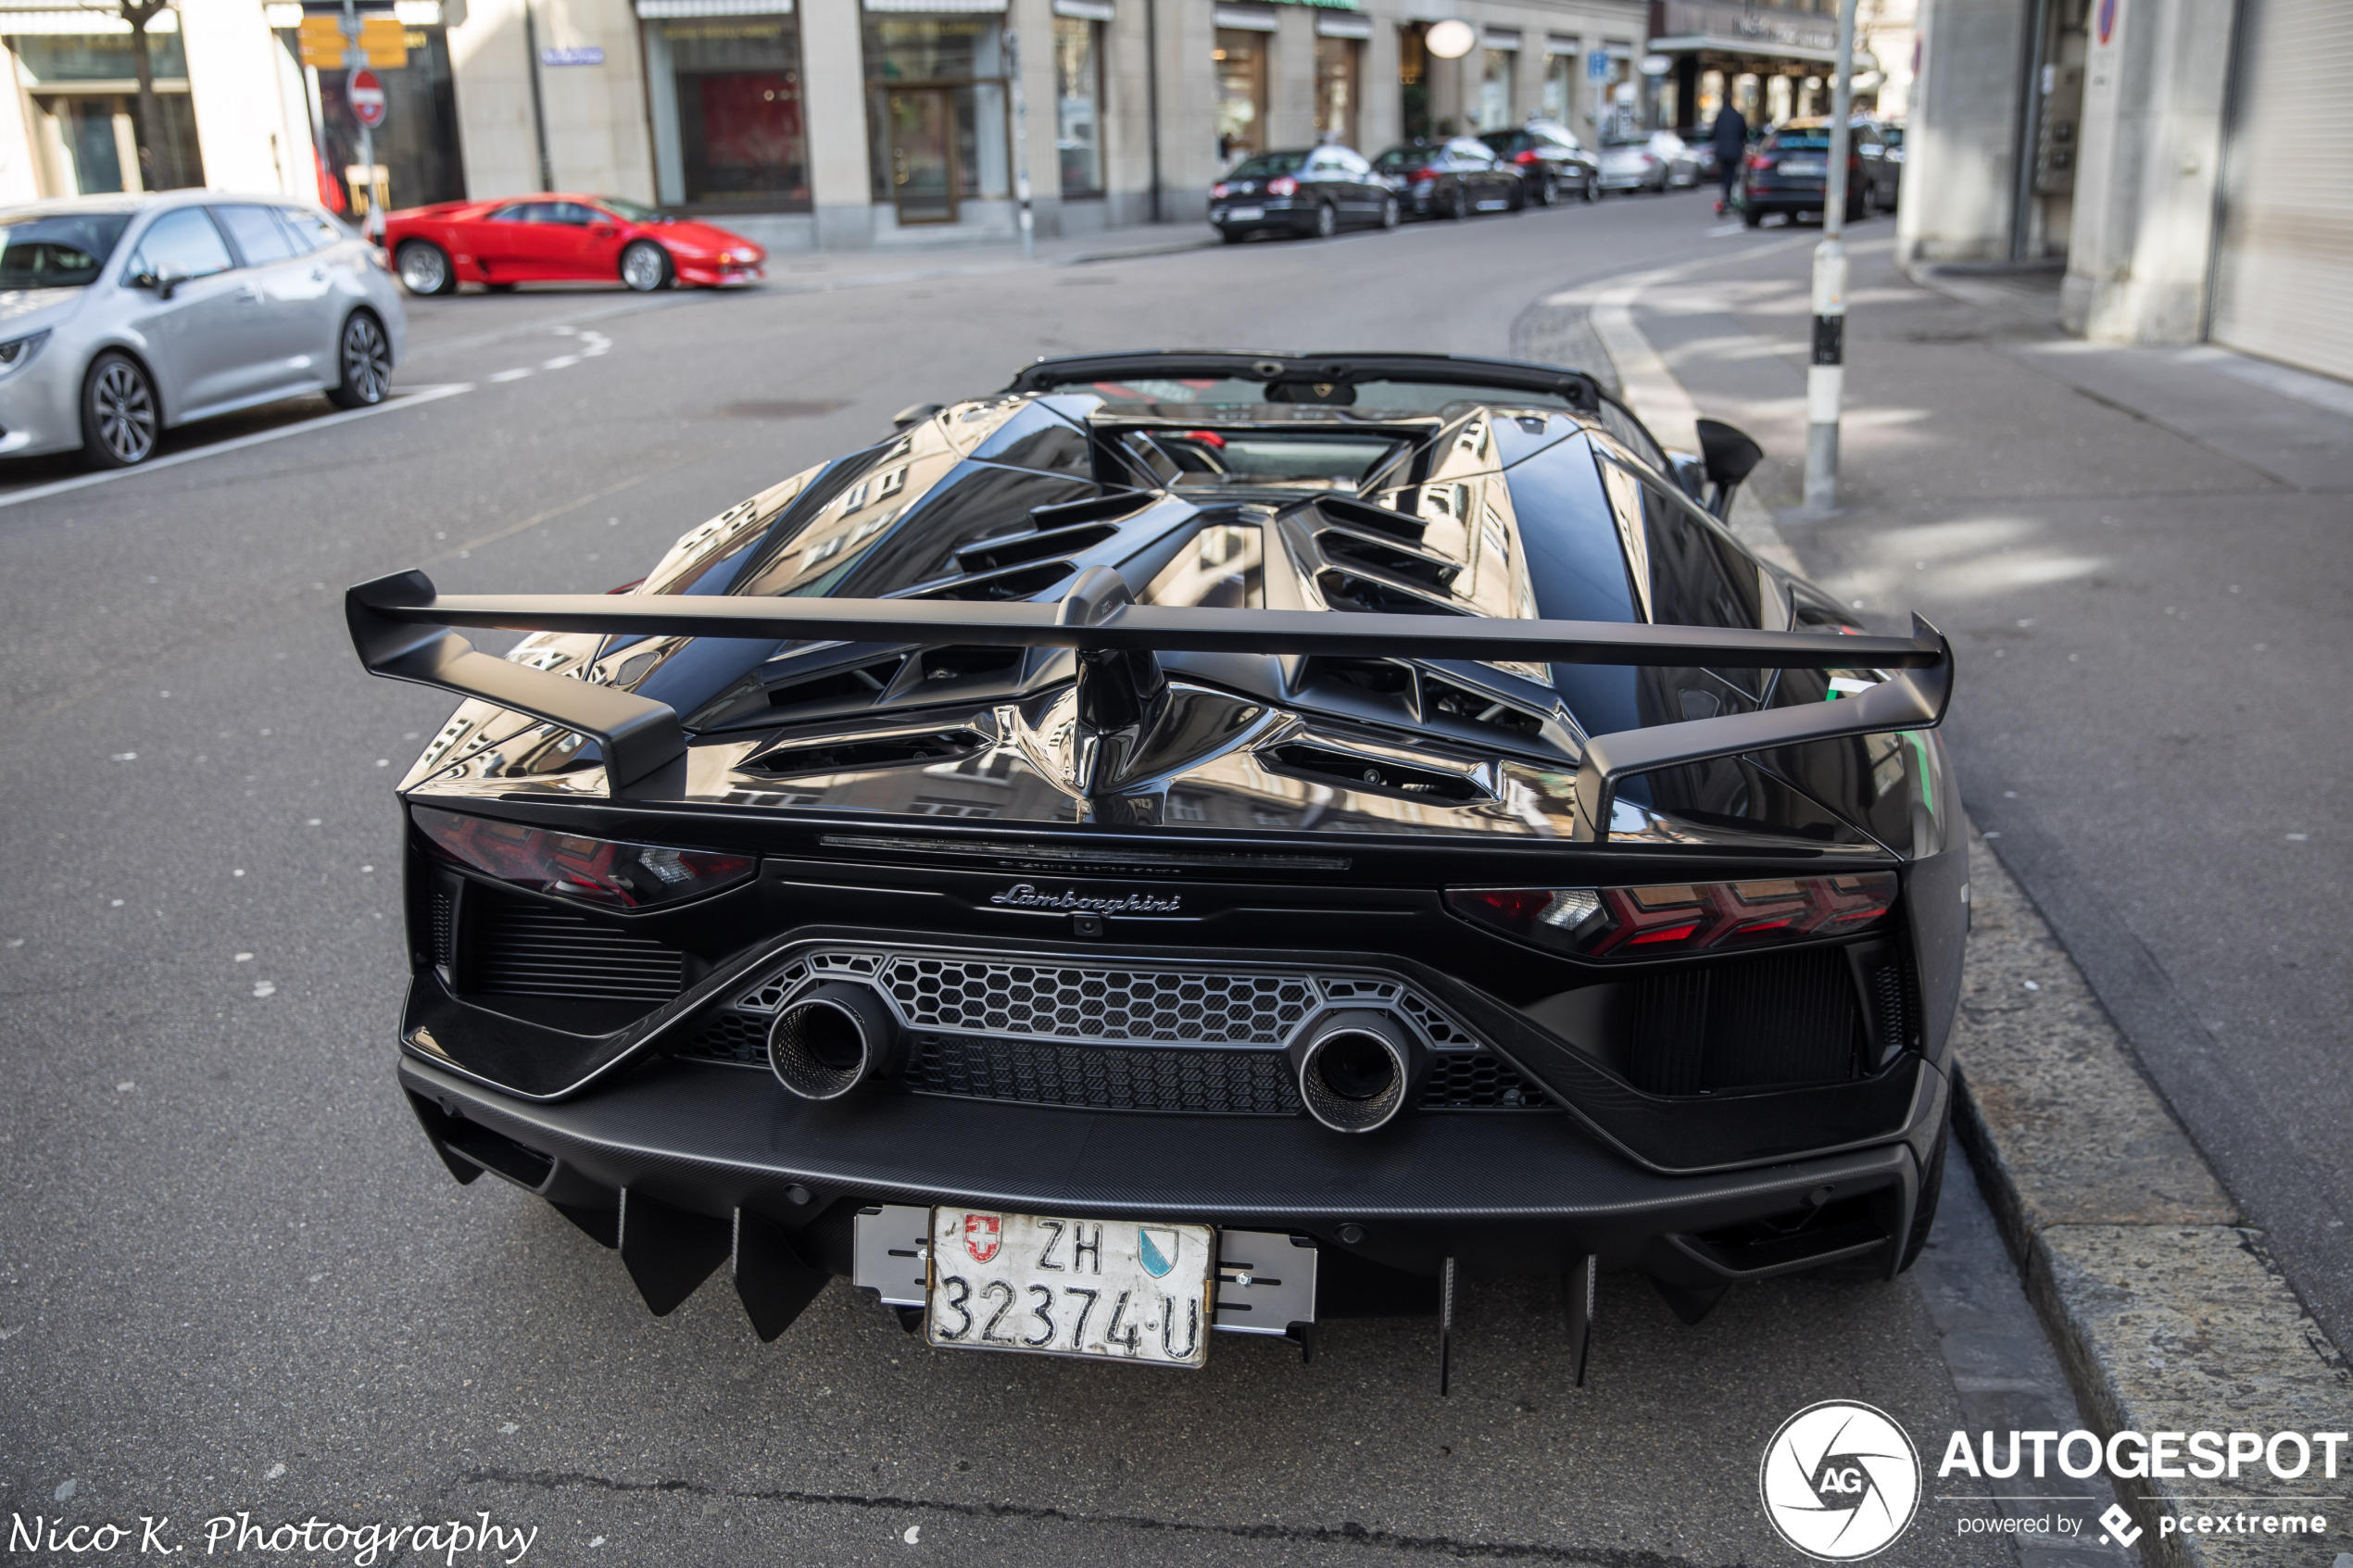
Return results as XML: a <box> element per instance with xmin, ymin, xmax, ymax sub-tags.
<box><xmin>767</xmin><ymin>657</ymin><xmax>905</xmax><ymax>713</ymax></box>
<box><xmin>459</xmin><ymin>886</ymin><xmax>686</xmax><ymax>1006</ymax></box>
<box><xmin>429</xmin><ymin>890</ymin><xmax>457</xmax><ymax>969</ymax></box>
<box><xmin>748</xmin><ymin>728</ymin><xmax>988</xmax><ymax>777</ymax></box>
<box><xmin>1422</xmin><ymin>676</ymin><xmax>1545</xmax><ymax>741</ymax></box>
<box><xmin>1627</xmin><ymin>947</ymin><xmax>1864</xmax><ymax>1096</ymax></box>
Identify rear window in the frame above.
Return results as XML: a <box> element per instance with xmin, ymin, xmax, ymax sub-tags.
<box><xmin>1373</xmin><ymin>147</ymin><xmax>1426</xmax><ymax>170</ymax></box>
<box><xmin>1227</xmin><ymin>153</ymin><xmax>1305</xmax><ymax>179</ymax></box>
<box><xmin>0</xmin><ymin>211</ymin><xmax>130</xmax><ymax>288</ymax></box>
<box><xmin>1768</xmin><ymin>132</ymin><xmax>1832</xmax><ymax>150</ymax></box>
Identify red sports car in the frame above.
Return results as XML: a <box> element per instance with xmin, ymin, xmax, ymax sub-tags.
<box><xmin>383</xmin><ymin>194</ymin><xmax>765</xmax><ymax>295</ymax></box>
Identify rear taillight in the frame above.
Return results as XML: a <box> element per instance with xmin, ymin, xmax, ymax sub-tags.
<box><xmin>1415</xmin><ymin>168</ymin><xmax>1441</xmax><ymax>182</ymax></box>
<box><xmin>1447</xmin><ymin>872</ymin><xmax>1896</xmax><ymax>959</ymax></box>
<box><xmin>1748</xmin><ymin>152</ymin><xmax>1774</xmax><ymax>170</ymax></box>
<box><xmin>414</xmin><ymin>806</ymin><xmax>754</xmax><ymax>911</ymax></box>
<box><xmin>1211</xmin><ymin>182</ymin><xmax>1230</xmax><ymax>198</ymax></box>
<box><xmin>1516</xmin><ymin>150</ymin><xmax>1541</xmax><ymax>164</ymax></box>
<box><xmin>1267</xmin><ymin>176</ymin><xmax>1298</xmax><ymax>196</ymax></box>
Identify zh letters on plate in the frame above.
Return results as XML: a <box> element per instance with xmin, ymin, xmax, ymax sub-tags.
<box><xmin>925</xmin><ymin>1210</ymin><xmax>1216</xmax><ymax>1368</ymax></box>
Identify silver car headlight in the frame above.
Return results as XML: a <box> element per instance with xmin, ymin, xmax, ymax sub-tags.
<box><xmin>0</xmin><ymin>328</ymin><xmax>51</xmax><ymax>374</ymax></box>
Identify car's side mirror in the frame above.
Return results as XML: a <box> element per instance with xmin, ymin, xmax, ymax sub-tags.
<box><xmin>132</xmin><ymin>269</ymin><xmax>184</xmax><ymax>300</ymax></box>
<box><xmin>1694</xmin><ymin>417</ymin><xmax>1765</xmax><ymax>519</ymax></box>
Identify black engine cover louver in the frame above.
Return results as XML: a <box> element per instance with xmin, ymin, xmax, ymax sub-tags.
<box><xmin>459</xmin><ymin>886</ymin><xmax>686</xmax><ymax>1003</ymax></box>
<box><xmin>1628</xmin><ymin>947</ymin><xmax>1865</xmax><ymax>1096</ymax></box>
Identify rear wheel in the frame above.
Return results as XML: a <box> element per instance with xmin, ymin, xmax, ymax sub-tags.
<box><xmin>1313</xmin><ymin>201</ymin><xmax>1337</xmax><ymax>239</ymax></box>
<box><xmin>395</xmin><ymin>240</ymin><xmax>454</xmax><ymax>296</ymax></box>
<box><xmin>1537</xmin><ymin>171</ymin><xmax>1558</xmax><ymax>207</ymax></box>
<box><xmin>1379</xmin><ymin>194</ymin><xmax>1400</xmax><ymax>229</ymax></box>
<box><xmin>620</xmin><ymin>240</ymin><xmax>672</xmax><ymax>292</ymax></box>
<box><xmin>1445</xmin><ymin>183</ymin><xmax>1469</xmax><ymax>221</ymax></box>
<box><xmin>326</xmin><ymin>309</ymin><xmax>391</xmax><ymax>409</ymax></box>
<box><xmin>1742</xmin><ymin>202</ymin><xmax>1764</xmax><ymax>228</ymax></box>
<box><xmin>81</xmin><ymin>351</ymin><xmax>157</xmax><ymax>469</ymax></box>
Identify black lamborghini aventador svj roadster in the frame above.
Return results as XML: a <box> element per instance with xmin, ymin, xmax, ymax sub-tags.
<box><xmin>351</xmin><ymin>351</ymin><xmax>1961</xmax><ymax>1378</ymax></box>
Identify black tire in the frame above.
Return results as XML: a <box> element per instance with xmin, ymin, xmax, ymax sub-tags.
<box><xmin>1507</xmin><ymin>182</ymin><xmax>1526</xmax><ymax>212</ymax></box>
<box><xmin>1312</xmin><ymin>201</ymin><xmax>1337</xmax><ymax>240</ymax></box>
<box><xmin>1742</xmin><ymin>205</ymin><xmax>1763</xmax><ymax>229</ymax></box>
<box><xmin>1846</xmin><ymin>190</ymin><xmax>1868</xmax><ymax>223</ymax></box>
<box><xmin>1445</xmin><ymin>183</ymin><xmax>1469</xmax><ymax>221</ymax></box>
<box><xmin>1894</xmin><ymin>1118</ymin><xmax>1949</xmax><ymax>1274</ymax></box>
<box><xmin>620</xmin><ymin>239</ymin><xmax>673</xmax><ymax>292</ymax></box>
<box><xmin>1537</xmin><ymin>172</ymin><xmax>1558</xmax><ymax>207</ymax></box>
<box><xmin>326</xmin><ymin>309</ymin><xmax>391</xmax><ymax>409</ymax></box>
<box><xmin>1218</xmin><ymin>226</ymin><xmax>1245</xmax><ymax>245</ymax></box>
<box><xmin>81</xmin><ymin>350</ymin><xmax>158</xmax><ymax>469</ymax></box>
<box><xmin>395</xmin><ymin>240</ymin><xmax>455</xmax><ymax>296</ymax></box>
<box><xmin>1379</xmin><ymin>194</ymin><xmax>1400</xmax><ymax>230</ymax></box>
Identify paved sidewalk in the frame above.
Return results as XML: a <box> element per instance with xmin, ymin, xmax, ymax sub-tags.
<box><xmin>1568</xmin><ymin>231</ymin><xmax>2353</xmax><ymax>1566</ymax></box>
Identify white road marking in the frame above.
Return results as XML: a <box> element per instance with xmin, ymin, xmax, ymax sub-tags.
<box><xmin>0</xmin><ymin>383</ymin><xmax>473</xmax><ymax>511</ymax></box>
<box><xmin>542</xmin><ymin>355</ymin><xmax>580</xmax><ymax>370</ymax></box>
<box><xmin>489</xmin><ymin>368</ymin><xmax>533</xmax><ymax>382</ymax></box>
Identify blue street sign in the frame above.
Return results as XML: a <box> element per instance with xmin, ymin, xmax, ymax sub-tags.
<box><xmin>1587</xmin><ymin>49</ymin><xmax>1609</xmax><ymax>82</ymax></box>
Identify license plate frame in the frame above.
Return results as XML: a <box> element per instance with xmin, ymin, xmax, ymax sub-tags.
<box><xmin>925</xmin><ymin>1208</ymin><xmax>1216</xmax><ymax>1369</ymax></box>
<box><xmin>1226</xmin><ymin>205</ymin><xmax>1265</xmax><ymax>221</ymax></box>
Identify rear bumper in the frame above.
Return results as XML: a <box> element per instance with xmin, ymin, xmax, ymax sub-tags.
<box><xmin>1209</xmin><ymin>199</ymin><xmax>1316</xmax><ymax>235</ymax></box>
<box><xmin>399</xmin><ymin>1049</ymin><xmax>1942</xmax><ymax>1291</ymax></box>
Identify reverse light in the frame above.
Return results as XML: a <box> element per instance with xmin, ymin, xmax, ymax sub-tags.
<box><xmin>1447</xmin><ymin>872</ymin><xmax>1897</xmax><ymax>960</ymax></box>
<box><xmin>1267</xmin><ymin>176</ymin><xmax>1299</xmax><ymax>196</ymax></box>
<box><xmin>413</xmin><ymin>805</ymin><xmax>754</xmax><ymax>911</ymax></box>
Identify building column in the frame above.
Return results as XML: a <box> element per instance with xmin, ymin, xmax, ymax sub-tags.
<box><xmin>1361</xmin><ymin>17</ymin><xmax>1400</xmax><ymax>151</ymax></box>
<box><xmin>447</xmin><ymin>0</ymin><xmax>540</xmax><ymax>198</ymax></box>
<box><xmin>800</xmin><ymin>0</ymin><xmax>873</xmax><ymax>246</ymax></box>
<box><xmin>1270</xmin><ymin>6</ymin><xmax>1315</xmax><ymax>148</ymax></box>
<box><xmin>2059</xmin><ymin>0</ymin><xmax>2232</xmax><ymax>343</ymax></box>
<box><xmin>181</xmin><ymin>0</ymin><xmax>307</xmax><ymax>195</ymax></box>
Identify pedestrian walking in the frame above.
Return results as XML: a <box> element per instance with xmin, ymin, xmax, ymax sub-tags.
<box><xmin>1711</xmin><ymin>104</ymin><xmax>1748</xmax><ymax>215</ymax></box>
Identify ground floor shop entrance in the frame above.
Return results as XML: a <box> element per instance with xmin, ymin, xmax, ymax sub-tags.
<box><xmin>886</xmin><ymin>86</ymin><xmax>955</xmax><ymax>223</ymax></box>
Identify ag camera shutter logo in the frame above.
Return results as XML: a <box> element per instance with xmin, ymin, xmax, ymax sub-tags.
<box><xmin>1759</xmin><ymin>1400</ymin><xmax>1922</xmax><ymax>1560</ymax></box>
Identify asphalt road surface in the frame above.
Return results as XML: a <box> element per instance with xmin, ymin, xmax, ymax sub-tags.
<box><xmin>4</xmin><ymin>194</ymin><xmax>2108</xmax><ymax>1566</ymax></box>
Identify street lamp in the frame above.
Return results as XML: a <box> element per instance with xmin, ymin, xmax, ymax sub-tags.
<box><xmin>1424</xmin><ymin>19</ymin><xmax>1474</xmax><ymax>59</ymax></box>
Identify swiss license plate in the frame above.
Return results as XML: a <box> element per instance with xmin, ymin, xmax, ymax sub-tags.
<box><xmin>1227</xmin><ymin>206</ymin><xmax>1265</xmax><ymax>221</ymax></box>
<box><xmin>925</xmin><ymin>1209</ymin><xmax>1214</xmax><ymax>1368</ymax></box>
<box><xmin>1780</xmin><ymin>158</ymin><xmax>1826</xmax><ymax>176</ymax></box>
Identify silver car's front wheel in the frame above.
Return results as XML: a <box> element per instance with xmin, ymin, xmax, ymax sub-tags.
<box><xmin>328</xmin><ymin>311</ymin><xmax>391</xmax><ymax>409</ymax></box>
<box><xmin>82</xmin><ymin>352</ymin><xmax>157</xmax><ymax>469</ymax></box>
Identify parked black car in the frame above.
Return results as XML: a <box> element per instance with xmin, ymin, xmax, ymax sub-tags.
<box><xmin>1854</xmin><ymin>119</ymin><xmax>1902</xmax><ymax>212</ymax></box>
<box><xmin>1209</xmin><ymin>146</ymin><xmax>1399</xmax><ymax>242</ymax></box>
<box><xmin>347</xmin><ymin>349</ymin><xmax>1962</xmax><ymax>1377</ymax></box>
<box><xmin>1739</xmin><ymin>119</ymin><xmax>1868</xmax><ymax>227</ymax></box>
<box><xmin>1478</xmin><ymin>124</ymin><xmax>1599</xmax><ymax>205</ymax></box>
<box><xmin>1373</xmin><ymin>138</ymin><xmax>1526</xmax><ymax>219</ymax></box>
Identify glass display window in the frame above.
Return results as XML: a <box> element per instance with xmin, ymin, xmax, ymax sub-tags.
<box><xmin>646</xmin><ymin>16</ymin><xmax>808</xmax><ymax>209</ymax></box>
<box><xmin>1052</xmin><ymin>14</ymin><xmax>1102</xmax><ymax>196</ymax></box>
<box><xmin>1213</xmin><ymin>28</ymin><xmax>1266</xmax><ymax>164</ymax></box>
<box><xmin>1314</xmin><ymin>35</ymin><xmax>1357</xmax><ymax>147</ymax></box>
<box><xmin>864</xmin><ymin>13</ymin><xmax>1009</xmax><ymax>221</ymax></box>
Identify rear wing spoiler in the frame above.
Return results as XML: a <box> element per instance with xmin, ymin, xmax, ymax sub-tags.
<box><xmin>346</xmin><ymin>566</ymin><xmax>1950</xmax><ymax>833</ymax></box>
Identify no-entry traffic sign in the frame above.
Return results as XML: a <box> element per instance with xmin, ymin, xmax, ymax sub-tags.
<box><xmin>348</xmin><ymin>69</ymin><xmax>387</xmax><ymax>128</ymax></box>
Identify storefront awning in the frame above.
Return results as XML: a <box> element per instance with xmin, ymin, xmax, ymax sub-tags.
<box><xmin>636</xmin><ymin>0</ymin><xmax>791</xmax><ymax>15</ymax></box>
<box><xmin>863</xmin><ymin>0</ymin><xmax>1006</xmax><ymax>12</ymax></box>
<box><xmin>1315</xmin><ymin>12</ymin><xmax>1370</xmax><ymax>36</ymax></box>
<box><xmin>0</xmin><ymin>6</ymin><xmax>178</xmax><ymax>33</ymax></box>
<box><xmin>1646</xmin><ymin>32</ymin><xmax>1843</xmax><ymax>65</ymax></box>
<box><xmin>1051</xmin><ymin>0</ymin><xmax>1114</xmax><ymax>18</ymax></box>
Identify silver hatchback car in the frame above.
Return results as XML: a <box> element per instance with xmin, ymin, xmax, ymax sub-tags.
<box><xmin>0</xmin><ymin>191</ymin><xmax>407</xmax><ymax>468</ymax></box>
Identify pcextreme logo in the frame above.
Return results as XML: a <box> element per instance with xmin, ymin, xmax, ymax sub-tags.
<box><xmin>1760</xmin><ymin>1401</ymin><xmax>1924</xmax><ymax>1561</ymax></box>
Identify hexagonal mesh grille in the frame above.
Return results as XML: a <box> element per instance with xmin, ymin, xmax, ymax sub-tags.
<box><xmin>901</xmin><ymin>1035</ymin><xmax>1302</xmax><ymax>1114</ymax></box>
<box><xmin>878</xmin><ymin>957</ymin><xmax>1315</xmax><ymax>1045</ymax></box>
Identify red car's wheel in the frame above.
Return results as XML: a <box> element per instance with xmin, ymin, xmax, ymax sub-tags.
<box><xmin>621</xmin><ymin>241</ymin><xmax>673</xmax><ymax>292</ymax></box>
<box><xmin>395</xmin><ymin>240</ymin><xmax>454</xmax><ymax>296</ymax></box>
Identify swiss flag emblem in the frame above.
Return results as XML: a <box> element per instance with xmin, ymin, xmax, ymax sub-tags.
<box><xmin>963</xmin><ymin>1213</ymin><xmax>1001</xmax><ymax>1263</ymax></box>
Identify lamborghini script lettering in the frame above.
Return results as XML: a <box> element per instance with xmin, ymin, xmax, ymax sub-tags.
<box><xmin>988</xmin><ymin>884</ymin><xmax>1183</xmax><ymax>914</ymax></box>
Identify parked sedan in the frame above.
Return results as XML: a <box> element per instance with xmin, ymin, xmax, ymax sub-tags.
<box><xmin>1372</xmin><ymin>138</ymin><xmax>1526</xmax><ymax>220</ymax></box>
<box><xmin>1597</xmin><ymin>130</ymin><xmax>1700</xmax><ymax>193</ymax></box>
<box><xmin>1739</xmin><ymin>119</ymin><xmax>1868</xmax><ymax>227</ymax></box>
<box><xmin>1477</xmin><ymin>125</ymin><xmax>1599</xmax><ymax>205</ymax></box>
<box><xmin>0</xmin><ymin>192</ymin><xmax>404</xmax><ymax>469</ymax></box>
<box><xmin>1208</xmin><ymin>146</ymin><xmax>1399</xmax><ymax>242</ymax></box>
<box><xmin>385</xmin><ymin>194</ymin><xmax>765</xmax><ymax>295</ymax></box>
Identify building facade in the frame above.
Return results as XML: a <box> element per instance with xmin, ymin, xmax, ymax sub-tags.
<box><xmin>3</xmin><ymin>0</ymin><xmax>1664</xmax><ymax>252</ymax></box>
<box><xmin>1898</xmin><ymin>0</ymin><xmax>2350</xmax><ymax>383</ymax></box>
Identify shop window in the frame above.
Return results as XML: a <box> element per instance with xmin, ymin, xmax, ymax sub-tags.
<box><xmin>1052</xmin><ymin>15</ymin><xmax>1102</xmax><ymax>197</ymax></box>
<box><xmin>1477</xmin><ymin>46</ymin><xmax>1515</xmax><ymax>132</ymax></box>
<box><xmin>864</xmin><ymin>13</ymin><xmax>1009</xmax><ymax>222</ymax></box>
<box><xmin>284</xmin><ymin>23</ymin><xmax>465</xmax><ymax>217</ymax></box>
<box><xmin>1314</xmin><ymin>35</ymin><xmax>1357</xmax><ymax>147</ymax></box>
<box><xmin>1541</xmin><ymin>48</ymin><xmax>1574</xmax><ymax>123</ymax></box>
<box><xmin>1397</xmin><ymin>24</ymin><xmax>1429</xmax><ymax>141</ymax></box>
<box><xmin>645</xmin><ymin>16</ymin><xmax>807</xmax><ymax>210</ymax></box>
<box><xmin>1213</xmin><ymin>28</ymin><xmax>1266</xmax><ymax>164</ymax></box>
<box><xmin>10</xmin><ymin>29</ymin><xmax>203</xmax><ymax>194</ymax></box>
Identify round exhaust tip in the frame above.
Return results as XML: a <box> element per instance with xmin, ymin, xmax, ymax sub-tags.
<box><xmin>769</xmin><ymin>982</ymin><xmax>898</xmax><ymax>1101</ymax></box>
<box><xmin>1292</xmin><ymin>1010</ymin><xmax>1419</xmax><ymax>1134</ymax></box>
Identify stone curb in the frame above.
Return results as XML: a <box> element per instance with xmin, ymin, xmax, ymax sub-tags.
<box><xmin>1528</xmin><ymin>278</ymin><xmax>2353</xmax><ymax>1568</ymax></box>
